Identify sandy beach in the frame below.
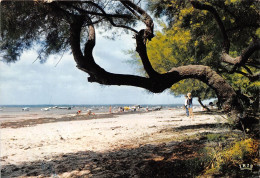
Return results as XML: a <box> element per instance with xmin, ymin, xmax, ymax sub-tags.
<box><xmin>1</xmin><ymin>108</ymin><xmax>228</xmax><ymax>177</ymax></box>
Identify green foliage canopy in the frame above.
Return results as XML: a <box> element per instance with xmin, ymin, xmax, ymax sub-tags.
<box><xmin>130</xmin><ymin>0</ymin><xmax>259</xmax><ymax>103</ymax></box>
<box><xmin>0</xmin><ymin>0</ymin><xmax>137</xmax><ymax>63</ymax></box>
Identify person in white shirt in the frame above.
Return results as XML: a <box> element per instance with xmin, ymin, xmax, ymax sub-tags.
<box><xmin>187</xmin><ymin>93</ymin><xmax>194</xmax><ymax>120</ymax></box>
<box><xmin>184</xmin><ymin>95</ymin><xmax>189</xmax><ymax>117</ymax></box>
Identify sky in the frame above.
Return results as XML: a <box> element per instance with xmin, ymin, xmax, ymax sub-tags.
<box><xmin>0</xmin><ymin>32</ymin><xmax>189</xmax><ymax>106</ymax></box>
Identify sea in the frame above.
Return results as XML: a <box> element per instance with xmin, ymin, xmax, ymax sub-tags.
<box><xmin>0</xmin><ymin>104</ymin><xmax>184</xmax><ymax>121</ymax></box>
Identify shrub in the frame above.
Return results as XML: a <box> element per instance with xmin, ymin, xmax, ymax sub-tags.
<box><xmin>202</xmin><ymin>138</ymin><xmax>258</xmax><ymax>176</ymax></box>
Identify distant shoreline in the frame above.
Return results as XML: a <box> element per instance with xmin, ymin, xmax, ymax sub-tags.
<box><xmin>0</xmin><ymin>104</ymin><xmax>186</xmax><ymax>107</ymax></box>
<box><xmin>0</xmin><ymin>105</ymin><xmax>205</xmax><ymax>130</ymax></box>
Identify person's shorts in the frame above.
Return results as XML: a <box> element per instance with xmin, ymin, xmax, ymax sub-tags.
<box><xmin>188</xmin><ymin>104</ymin><xmax>193</xmax><ymax>108</ymax></box>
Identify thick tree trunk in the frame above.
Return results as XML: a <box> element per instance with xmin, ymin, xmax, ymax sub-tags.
<box><xmin>166</xmin><ymin>65</ymin><xmax>242</xmax><ymax>115</ymax></box>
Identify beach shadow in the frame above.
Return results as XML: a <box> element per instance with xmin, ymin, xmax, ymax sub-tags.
<box><xmin>194</xmin><ymin>110</ymin><xmax>225</xmax><ymax>116</ymax></box>
<box><xmin>1</xmin><ymin>139</ymin><xmax>206</xmax><ymax>177</ymax></box>
<box><xmin>174</xmin><ymin>123</ymin><xmax>229</xmax><ymax>131</ymax></box>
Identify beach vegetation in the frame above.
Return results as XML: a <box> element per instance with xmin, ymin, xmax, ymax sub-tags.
<box><xmin>200</xmin><ymin>137</ymin><xmax>259</xmax><ymax>177</ymax></box>
<box><xmin>1</xmin><ymin>0</ymin><xmax>259</xmax><ymax>129</ymax></box>
<box><xmin>148</xmin><ymin>128</ymin><xmax>259</xmax><ymax>177</ymax></box>
<box><xmin>131</xmin><ymin>0</ymin><xmax>259</xmax><ymax>115</ymax></box>
<box><xmin>205</xmin><ymin>133</ymin><xmax>225</xmax><ymax>142</ymax></box>
<box><xmin>169</xmin><ymin>130</ymin><xmax>259</xmax><ymax>177</ymax></box>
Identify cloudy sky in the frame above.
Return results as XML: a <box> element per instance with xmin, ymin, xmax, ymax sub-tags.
<box><xmin>0</xmin><ymin>32</ymin><xmax>188</xmax><ymax>106</ymax></box>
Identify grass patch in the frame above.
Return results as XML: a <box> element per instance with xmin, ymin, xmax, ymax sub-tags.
<box><xmin>205</xmin><ymin>133</ymin><xmax>225</xmax><ymax>142</ymax></box>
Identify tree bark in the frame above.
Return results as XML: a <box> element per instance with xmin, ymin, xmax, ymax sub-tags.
<box><xmin>166</xmin><ymin>65</ymin><xmax>242</xmax><ymax>114</ymax></box>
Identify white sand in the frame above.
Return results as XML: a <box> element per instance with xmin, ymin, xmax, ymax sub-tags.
<box><xmin>1</xmin><ymin>108</ymin><xmax>224</xmax><ymax>167</ymax></box>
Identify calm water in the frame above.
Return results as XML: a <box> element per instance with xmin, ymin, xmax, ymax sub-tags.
<box><xmin>0</xmin><ymin>104</ymin><xmax>184</xmax><ymax>118</ymax></box>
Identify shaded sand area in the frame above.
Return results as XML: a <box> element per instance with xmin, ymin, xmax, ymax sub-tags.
<box><xmin>1</xmin><ymin>109</ymin><xmax>229</xmax><ymax>177</ymax></box>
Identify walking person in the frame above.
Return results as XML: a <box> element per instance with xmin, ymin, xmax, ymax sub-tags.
<box><xmin>184</xmin><ymin>95</ymin><xmax>189</xmax><ymax>117</ymax></box>
<box><xmin>109</xmin><ymin>105</ymin><xmax>112</xmax><ymax>114</ymax></box>
<box><xmin>187</xmin><ymin>93</ymin><xmax>194</xmax><ymax>120</ymax></box>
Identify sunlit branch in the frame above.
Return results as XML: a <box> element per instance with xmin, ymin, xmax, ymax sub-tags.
<box><xmin>221</xmin><ymin>39</ymin><xmax>260</xmax><ymax>70</ymax></box>
<box><xmin>235</xmin><ymin>70</ymin><xmax>260</xmax><ymax>82</ymax></box>
<box><xmin>120</xmin><ymin>0</ymin><xmax>154</xmax><ymax>41</ymax></box>
<box><xmin>242</xmin><ymin>66</ymin><xmax>253</xmax><ymax>75</ymax></box>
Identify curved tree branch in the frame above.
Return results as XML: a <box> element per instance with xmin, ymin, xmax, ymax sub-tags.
<box><xmin>120</xmin><ymin>0</ymin><xmax>154</xmax><ymax>41</ymax></box>
<box><xmin>119</xmin><ymin>0</ymin><xmax>158</xmax><ymax>78</ymax></box>
<box><xmin>242</xmin><ymin>65</ymin><xmax>253</xmax><ymax>75</ymax></box>
<box><xmin>235</xmin><ymin>70</ymin><xmax>260</xmax><ymax>82</ymax></box>
<box><xmin>69</xmin><ymin>16</ymin><xmax>85</xmax><ymax>65</ymax></box>
<box><xmin>68</xmin><ymin>2</ymin><xmax>242</xmax><ymax>116</ymax></box>
<box><xmin>135</xmin><ymin>30</ymin><xmax>160</xmax><ymax>78</ymax></box>
<box><xmin>198</xmin><ymin>97</ymin><xmax>211</xmax><ymax>111</ymax></box>
<box><xmin>62</xmin><ymin>1</ymin><xmax>138</xmax><ymax>33</ymax></box>
<box><xmin>60</xmin><ymin>1</ymin><xmax>133</xmax><ymax>19</ymax></box>
<box><xmin>191</xmin><ymin>1</ymin><xmax>260</xmax><ymax>76</ymax></box>
<box><xmin>121</xmin><ymin>2</ymin><xmax>142</xmax><ymax>21</ymax></box>
<box><xmin>191</xmin><ymin>0</ymin><xmax>230</xmax><ymax>53</ymax></box>
<box><xmin>246</xmin><ymin>59</ymin><xmax>260</xmax><ymax>69</ymax></box>
<box><xmin>221</xmin><ymin>39</ymin><xmax>260</xmax><ymax>67</ymax></box>
<box><xmin>69</xmin><ymin>15</ymin><xmax>162</xmax><ymax>92</ymax></box>
<box><xmin>166</xmin><ymin>65</ymin><xmax>241</xmax><ymax>112</ymax></box>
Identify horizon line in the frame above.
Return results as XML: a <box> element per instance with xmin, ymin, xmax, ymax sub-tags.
<box><xmin>0</xmin><ymin>103</ymin><xmax>184</xmax><ymax>106</ymax></box>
